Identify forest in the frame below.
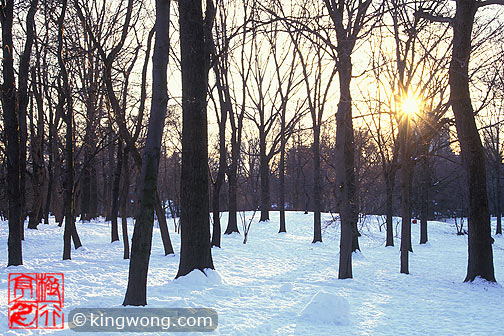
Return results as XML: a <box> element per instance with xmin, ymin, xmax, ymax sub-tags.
<box><xmin>2</xmin><ymin>0</ymin><xmax>504</xmax><ymax>333</ymax></box>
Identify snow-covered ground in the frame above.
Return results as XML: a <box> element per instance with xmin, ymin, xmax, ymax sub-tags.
<box><xmin>1</xmin><ymin>212</ymin><xmax>504</xmax><ymax>335</ymax></box>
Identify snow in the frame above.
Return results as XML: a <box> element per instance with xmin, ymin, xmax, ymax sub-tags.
<box><xmin>299</xmin><ymin>291</ymin><xmax>350</xmax><ymax>325</ymax></box>
<box><xmin>173</xmin><ymin>269</ymin><xmax>223</xmax><ymax>286</ymax></box>
<box><xmin>1</xmin><ymin>212</ymin><xmax>504</xmax><ymax>335</ymax></box>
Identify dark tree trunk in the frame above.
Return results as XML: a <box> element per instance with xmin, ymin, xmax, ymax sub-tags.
<box><xmin>259</xmin><ymin>134</ymin><xmax>270</xmax><ymax>222</ymax></box>
<box><xmin>496</xmin><ymin>158</ymin><xmax>502</xmax><ymax>235</ymax></box>
<box><xmin>90</xmin><ymin>164</ymin><xmax>98</xmax><ymax>218</ymax></box>
<box><xmin>337</xmin><ymin>53</ymin><xmax>357</xmax><ymax>279</ymax></box>
<box><xmin>28</xmin><ymin>67</ymin><xmax>45</xmax><ymax>229</ymax></box>
<box><xmin>225</xmin><ymin>125</ymin><xmax>240</xmax><ymax>234</ymax></box>
<box><xmin>385</xmin><ymin>170</ymin><xmax>395</xmax><ymax>247</ymax></box>
<box><xmin>111</xmin><ymin>140</ymin><xmax>122</xmax><ymax>242</ymax></box>
<box><xmin>58</xmin><ymin>0</ymin><xmax>81</xmax><ymax>260</ymax></box>
<box><xmin>312</xmin><ymin>127</ymin><xmax>322</xmax><ymax>242</ymax></box>
<box><xmin>123</xmin><ymin>0</ymin><xmax>172</xmax><ymax>306</ymax></box>
<box><xmin>175</xmin><ymin>0</ymin><xmax>214</xmax><ymax>278</ymax></box>
<box><xmin>279</xmin><ymin>123</ymin><xmax>287</xmax><ymax>233</ymax></box>
<box><xmin>419</xmin><ymin>146</ymin><xmax>430</xmax><ymax>244</ymax></box>
<box><xmin>1</xmin><ymin>0</ymin><xmax>23</xmax><ymax>266</ymax></box>
<box><xmin>155</xmin><ymin>192</ymin><xmax>174</xmax><ymax>255</ymax></box>
<box><xmin>44</xmin><ymin>96</ymin><xmax>54</xmax><ymax>224</ymax></box>
<box><xmin>400</xmin><ymin>115</ymin><xmax>412</xmax><ymax>274</ymax></box>
<box><xmin>450</xmin><ymin>0</ymin><xmax>495</xmax><ymax>282</ymax></box>
<box><xmin>81</xmin><ymin>157</ymin><xmax>91</xmax><ymax>221</ymax></box>
<box><xmin>104</xmin><ymin>129</ymin><xmax>114</xmax><ymax>220</ymax></box>
<box><xmin>81</xmin><ymin>55</ymin><xmax>98</xmax><ymax>221</ymax></box>
<box><xmin>224</xmin><ymin>109</ymin><xmax>241</xmax><ymax>234</ymax></box>
<box><xmin>120</xmin><ymin>148</ymin><xmax>130</xmax><ymax>259</ymax></box>
<box><xmin>212</xmin><ymin>183</ymin><xmax>223</xmax><ymax>247</ymax></box>
<box><xmin>495</xmin><ymin>131</ymin><xmax>502</xmax><ymax>235</ymax></box>
<box><xmin>278</xmin><ymin>90</ymin><xmax>288</xmax><ymax>233</ymax></box>
<box><xmin>18</xmin><ymin>0</ymin><xmax>38</xmax><ymax>235</ymax></box>
<box><xmin>210</xmin><ymin>59</ymin><xmax>228</xmax><ymax>247</ymax></box>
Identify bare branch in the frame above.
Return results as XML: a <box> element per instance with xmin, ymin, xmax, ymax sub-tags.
<box><xmin>414</xmin><ymin>9</ymin><xmax>453</xmax><ymax>25</ymax></box>
<box><xmin>477</xmin><ymin>0</ymin><xmax>504</xmax><ymax>8</ymax></box>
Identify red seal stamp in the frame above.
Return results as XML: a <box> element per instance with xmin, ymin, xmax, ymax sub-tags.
<box><xmin>8</xmin><ymin>273</ymin><xmax>64</xmax><ymax>329</ymax></box>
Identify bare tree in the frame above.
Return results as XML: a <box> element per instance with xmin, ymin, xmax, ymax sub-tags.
<box><xmin>417</xmin><ymin>0</ymin><xmax>504</xmax><ymax>282</ymax></box>
<box><xmin>1</xmin><ymin>0</ymin><xmax>24</xmax><ymax>265</ymax></box>
<box><xmin>323</xmin><ymin>0</ymin><xmax>375</xmax><ymax>279</ymax></box>
<box><xmin>176</xmin><ymin>0</ymin><xmax>216</xmax><ymax>278</ymax></box>
<box><xmin>123</xmin><ymin>0</ymin><xmax>172</xmax><ymax>306</ymax></box>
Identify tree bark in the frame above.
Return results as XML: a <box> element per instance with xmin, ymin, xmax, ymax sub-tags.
<box><xmin>155</xmin><ymin>192</ymin><xmax>174</xmax><ymax>255</ymax></box>
<box><xmin>111</xmin><ymin>140</ymin><xmax>122</xmax><ymax>242</ymax></box>
<box><xmin>279</xmin><ymin>118</ymin><xmax>287</xmax><ymax>233</ymax></box>
<box><xmin>337</xmin><ymin>53</ymin><xmax>357</xmax><ymax>279</ymax></box>
<box><xmin>419</xmin><ymin>145</ymin><xmax>430</xmax><ymax>244</ymax></box>
<box><xmin>450</xmin><ymin>0</ymin><xmax>495</xmax><ymax>282</ymax></box>
<box><xmin>1</xmin><ymin>0</ymin><xmax>23</xmax><ymax>266</ymax></box>
<box><xmin>210</xmin><ymin>59</ymin><xmax>229</xmax><ymax>247</ymax></box>
<box><xmin>496</xmin><ymin>156</ymin><xmax>502</xmax><ymax>235</ymax></box>
<box><xmin>28</xmin><ymin>66</ymin><xmax>45</xmax><ymax>229</ymax></box>
<box><xmin>496</xmin><ymin>130</ymin><xmax>502</xmax><ymax>235</ymax></box>
<box><xmin>225</xmin><ymin>112</ymin><xmax>241</xmax><ymax>235</ymax></box>
<box><xmin>400</xmin><ymin>114</ymin><xmax>412</xmax><ymax>274</ymax></box>
<box><xmin>120</xmin><ymin>148</ymin><xmax>130</xmax><ymax>259</ymax></box>
<box><xmin>175</xmin><ymin>0</ymin><xmax>214</xmax><ymax>278</ymax></box>
<box><xmin>58</xmin><ymin>0</ymin><xmax>81</xmax><ymax>260</ymax></box>
<box><xmin>259</xmin><ymin>130</ymin><xmax>270</xmax><ymax>222</ymax></box>
<box><xmin>44</xmin><ymin>91</ymin><xmax>54</xmax><ymax>224</ymax></box>
<box><xmin>123</xmin><ymin>0</ymin><xmax>172</xmax><ymax>306</ymax></box>
<box><xmin>17</xmin><ymin>1</ymin><xmax>39</xmax><ymax>234</ymax></box>
<box><xmin>312</xmin><ymin>127</ymin><xmax>322</xmax><ymax>242</ymax></box>
<box><xmin>385</xmin><ymin>169</ymin><xmax>395</xmax><ymax>247</ymax></box>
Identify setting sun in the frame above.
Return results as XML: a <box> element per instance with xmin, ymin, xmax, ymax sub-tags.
<box><xmin>401</xmin><ymin>93</ymin><xmax>421</xmax><ymax>117</ymax></box>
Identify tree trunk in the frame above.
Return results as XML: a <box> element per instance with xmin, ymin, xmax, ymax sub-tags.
<box><xmin>1</xmin><ymin>0</ymin><xmax>23</xmax><ymax>266</ymax></box>
<box><xmin>496</xmin><ymin>131</ymin><xmax>502</xmax><ymax>235</ymax></box>
<box><xmin>496</xmin><ymin>158</ymin><xmax>502</xmax><ymax>235</ymax></box>
<box><xmin>155</xmin><ymin>192</ymin><xmax>174</xmax><ymax>255</ymax></box>
<box><xmin>450</xmin><ymin>0</ymin><xmax>495</xmax><ymax>282</ymax></box>
<box><xmin>337</xmin><ymin>53</ymin><xmax>357</xmax><ymax>279</ymax></box>
<box><xmin>312</xmin><ymin>127</ymin><xmax>322</xmax><ymax>242</ymax></box>
<box><xmin>259</xmin><ymin>133</ymin><xmax>270</xmax><ymax>222</ymax></box>
<box><xmin>90</xmin><ymin>164</ymin><xmax>98</xmax><ymax>218</ymax></box>
<box><xmin>44</xmin><ymin>99</ymin><xmax>54</xmax><ymax>224</ymax></box>
<box><xmin>123</xmin><ymin>0</ymin><xmax>172</xmax><ymax>306</ymax></box>
<box><xmin>28</xmin><ymin>67</ymin><xmax>45</xmax><ymax>229</ymax></box>
<box><xmin>225</xmin><ymin>128</ymin><xmax>240</xmax><ymax>234</ymax></box>
<box><xmin>175</xmin><ymin>0</ymin><xmax>214</xmax><ymax>278</ymax></box>
<box><xmin>400</xmin><ymin>114</ymin><xmax>412</xmax><ymax>274</ymax></box>
<box><xmin>120</xmin><ymin>148</ymin><xmax>130</xmax><ymax>259</ymax></box>
<box><xmin>210</xmin><ymin>61</ymin><xmax>228</xmax><ymax>247</ymax></box>
<box><xmin>104</xmin><ymin>129</ymin><xmax>114</xmax><ymax>220</ymax></box>
<box><xmin>419</xmin><ymin>146</ymin><xmax>430</xmax><ymax>244</ymax></box>
<box><xmin>18</xmin><ymin>0</ymin><xmax>38</xmax><ymax>234</ymax></box>
<box><xmin>81</xmin><ymin>154</ymin><xmax>91</xmax><ymax>221</ymax></box>
<box><xmin>111</xmin><ymin>140</ymin><xmax>122</xmax><ymax>242</ymax></box>
<box><xmin>385</xmin><ymin>170</ymin><xmax>395</xmax><ymax>247</ymax></box>
<box><xmin>212</xmin><ymin>182</ymin><xmax>222</xmax><ymax>247</ymax></box>
<box><xmin>279</xmin><ymin>126</ymin><xmax>287</xmax><ymax>233</ymax></box>
<box><xmin>58</xmin><ymin>0</ymin><xmax>81</xmax><ymax>260</ymax></box>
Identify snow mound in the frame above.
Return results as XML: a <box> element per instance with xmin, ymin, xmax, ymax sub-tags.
<box><xmin>352</xmin><ymin>250</ymin><xmax>366</xmax><ymax>260</ymax></box>
<box><xmin>204</xmin><ymin>268</ymin><xmax>224</xmax><ymax>285</ymax></box>
<box><xmin>418</xmin><ymin>241</ymin><xmax>432</xmax><ymax>248</ymax></box>
<box><xmin>173</xmin><ymin>268</ymin><xmax>223</xmax><ymax>286</ymax></box>
<box><xmin>279</xmin><ymin>283</ymin><xmax>293</xmax><ymax>292</ymax></box>
<box><xmin>300</xmin><ymin>291</ymin><xmax>350</xmax><ymax>325</ymax></box>
<box><xmin>466</xmin><ymin>276</ymin><xmax>502</xmax><ymax>288</ymax></box>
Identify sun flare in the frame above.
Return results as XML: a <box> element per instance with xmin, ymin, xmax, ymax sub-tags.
<box><xmin>401</xmin><ymin>93</ymin><xmax>421</xmax><ymax>117</ymax></box>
